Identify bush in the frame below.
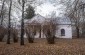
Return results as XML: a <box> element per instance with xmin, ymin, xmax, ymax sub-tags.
<box><xmin>0</xmin><ymin>26</ymin><xmax>7</xmax><ymax>42</ymax></box>
<box><xmin>11</xmin><ymin>28</ymin><xmax>18</xmax><ymax>43</ymax></box>
<box><xmin>13</xmin><ymin>35</ymin><xmax>18</xmax><ymax>43</ymax></box>
<box><xmin>28</xmin><ymin>37</ymin><xmax>34</xmax><ymax>43</ymax></box>
<box><xmin>46</xmin><ymin>37</ymin><xmax>55</xmax><ymax>44</ymax></box>
<box><xmin>46</xmin><ymin>30</ymin><xmax>55</xmax><ymax>44</ymax></box>
<box><xmin>0</xmin><ymin>35</ymin><xmax>4</xmax><ymax>41</ymax></box>
<box><xmin>26</xmin><ymin>31</ymin><xmax>35</xmax><ymax>43</ymax></box>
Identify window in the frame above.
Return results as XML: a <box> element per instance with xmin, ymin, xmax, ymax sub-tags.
<box><xmin>61</xmin><ymin>29</ymin><xmax>65</xmax><ymax>36</ymax></box>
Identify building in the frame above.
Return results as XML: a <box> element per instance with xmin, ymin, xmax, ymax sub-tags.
<box><xmin>25</xmin><ymin>14</ymin><xmax>72</xmax><ymax>38</ymax></box>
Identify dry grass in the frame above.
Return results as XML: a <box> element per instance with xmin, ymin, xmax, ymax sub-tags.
<box><xmin>0</xmin><ymin>38</ymin><xmax>85</xmax><ymax>55</ymax></box>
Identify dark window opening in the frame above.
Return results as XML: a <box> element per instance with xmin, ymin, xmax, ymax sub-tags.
<box><xmin>61</xmin><ymin>29</ymin><xmax>65</xmax><ymax>36</ymax></box>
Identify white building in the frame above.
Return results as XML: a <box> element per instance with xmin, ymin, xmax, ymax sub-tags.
<box><xmin>55</xmin><ymin>17</ymin><xmax>72</xmax><ymax>38</ymax></box>
<box><xmin>25</xmin><ymin>14</ymin><xmax>72</xmax><ymax>38</ymax></box>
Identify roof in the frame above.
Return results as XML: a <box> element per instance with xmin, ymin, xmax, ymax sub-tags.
<box><xmin>25</xmin><ymin>14</ymin><xmax>46</xmax><ymax>24</ymax></box>
<box><xmin>25</xmin><ymin>14</ymin><xmax>71</xmax><ymax>25</ymax></box>
<box><xmin>56</xmin><ymin>16</ymin><xmax>71</xmax><ymax>24</ymax></box>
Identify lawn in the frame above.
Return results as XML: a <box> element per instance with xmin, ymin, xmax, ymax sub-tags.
<box><xmin>0</xmin><ymin>38</ymin><xmax>85</xmax><ymax>55</ymax></box>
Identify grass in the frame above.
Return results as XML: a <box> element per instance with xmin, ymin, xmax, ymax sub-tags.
<box><xmin>0</xmin><ymin>38</ymin><xmax>85</xmax><ymax>55</ymax></box>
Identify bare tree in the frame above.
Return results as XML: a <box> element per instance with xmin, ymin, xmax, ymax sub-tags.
<box><xmin>17</xmin><ymin>0</ymin><xmax>36</xmax><ymax>45</ymax></box>
<box><xmin>42</xmin><ymin>18</ymin><xmax>57</xmax><ymax>44</ymax></box>
<box><xmin>0</xmin><ymin>0</ymin><xmax>5</xmax><ymax>25</ymax></box>
<box><xmin>20</xmin><ymin>0</ymin><xmax>25</xmax><ymax>45</ymax></box>
<box><xmin>64</xmin><ymin>0</ymin><xmax>85</xmax><ymax>38</ymax></box>
<box><xmin>7</xmin><ymin>0</ymin><xmax>12</xmax><ymax>44</ymax></box>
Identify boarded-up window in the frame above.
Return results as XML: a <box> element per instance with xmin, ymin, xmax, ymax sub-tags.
<box><xmin>61</xmin><ymin>29</ymin><xmax>65</xmax><ymax>36</ymax></box>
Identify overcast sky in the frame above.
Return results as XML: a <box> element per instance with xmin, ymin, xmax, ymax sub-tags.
<box><xmin>35</xmin><ymin>0</ymin><xmax>66</xmax><ymax>17</ymax></box>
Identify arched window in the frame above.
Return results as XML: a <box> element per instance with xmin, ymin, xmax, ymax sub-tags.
<box><xmin>61</xmin><ymin>29</ymin><xmax>65</xmax><ymax>36</ymax></box>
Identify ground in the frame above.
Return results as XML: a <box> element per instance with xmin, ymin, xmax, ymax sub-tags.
<box><xmin>0</xmin><ymin>38</ymin><xmax>85</xmax><ymax>55</ymax></box>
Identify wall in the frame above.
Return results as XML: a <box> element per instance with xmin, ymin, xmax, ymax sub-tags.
<box><xmin>55</xmin><ymin>25</ymin><xmax>72</xmax><ymax>38</ymax></box>
<box><xmin>26</xmin><ymin>24</ymin><xmax>72</xmax><ymax>39</ymax></box>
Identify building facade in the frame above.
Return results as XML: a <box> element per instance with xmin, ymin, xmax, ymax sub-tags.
<box><xmin>25</xmin><ymin>14</ymin><xmax>72</xmax><ymax>38</ymax></box>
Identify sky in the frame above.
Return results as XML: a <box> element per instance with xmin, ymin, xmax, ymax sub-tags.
<box><xmin>35</xmin><ymin>0</ymin><xmax>65</xmax><ymax>17</ymax></box>
<box><xmin>0</xmin><ymin>0</ymin><xmax>67</xmax><ymax>26</ymax></box>
<box><xmin>35</xmin><ymin>2</ymin><xmax>64</xmax><ymax>17</ymax></box>
<box><xmin>10</xmin><ymin>0</ymin><xmax>66</xmax><ymax>20</ymax></box>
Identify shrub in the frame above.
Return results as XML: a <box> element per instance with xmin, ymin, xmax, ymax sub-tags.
<box><xmin>0</xmin><ymin>26</ymin><xmax>7</xmax><ymax>42</ymax></box>
<box><xmin>11</xmin><ymin>28</ymin><xmax>18</xmax><ymax>43</ymax></box>
<box><xmin>13</xmin><ymin>35</ymin><xmax>18</xmax><ymax>43</ymax></box>
<box><xmin>28</xmin><ymin>37</ymin><xmax>34</xmax><ymax>43</ymax></box>
<box><xmin>26</xmin><ymin>29</ymin><xmax>35</xmax><ymax>43</ymax></box>
<box><xmin>45</xmin><ymin>30</ymin><xmax>55</xmax><ymax>44</ymax></box>
<box><xmin>0</xmin><ymin>35</ymin><xmax>4</xmax><ymax>41</ymax></box>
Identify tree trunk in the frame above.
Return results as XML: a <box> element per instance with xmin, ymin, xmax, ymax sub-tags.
<box><xmin>7</xmin><ymin>0</ymin><xmax>12</xmax><ymax>44</ymax></box>
<box><xmin>20</xmin><ymin>0</ymin><xmax>25</xmax><ymax>45</ymax></box>
<box><xmin>39</xmin><ymin>25</ymin><xmax>41</xmax><ymax>38</ymax></box>
<box><xmin>76</xmin><ymin>27</ymin><xmax>79</xmax><ymax>38</ymax></box>
<box><xmin>0</xmin><ymin>0</ymin><xmax>5</xmax><ymax>25</ymax></box>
